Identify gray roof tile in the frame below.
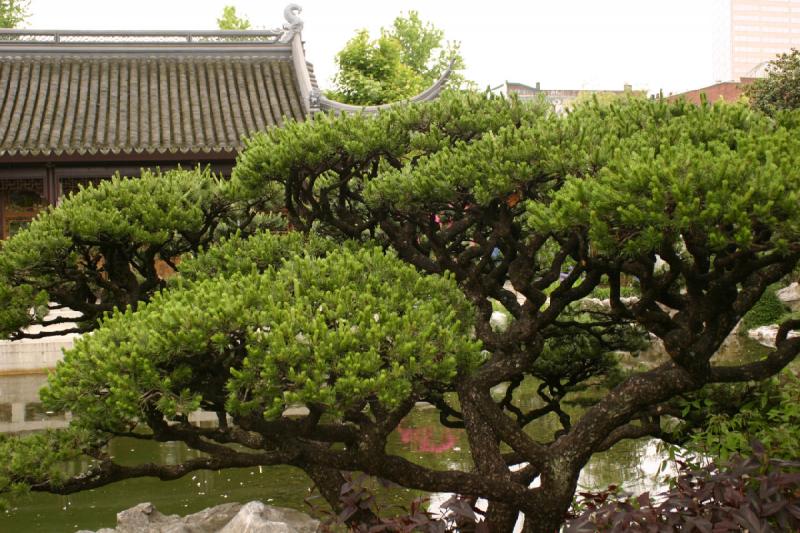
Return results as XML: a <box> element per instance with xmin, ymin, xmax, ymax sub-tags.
<box><xmin>0</xmin><ymin>55</ymin><xmax>306</xmax><ymax>156</ymax></box>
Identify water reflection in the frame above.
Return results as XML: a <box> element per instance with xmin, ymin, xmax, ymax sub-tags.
<box><xmin>579</xmin><ymin>438</ymin><xmax>676</xmax><ymax>495</ymax></box>
<box><xmin>0</xmin><ymin>332</ymin><xmax>767</xmax><ymax>533</ymax></box>
<box><xmin>398</xmin><ymin>422</ymin><xmax>459</xmax><ymax>454</ymax></box>
<box><xmin>0</xmin><ymin>373</ymin><xmax>69</xmax><ymax>434</ymax></box>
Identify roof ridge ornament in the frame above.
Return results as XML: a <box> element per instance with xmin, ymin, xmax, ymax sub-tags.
<box><xmin>278</xmin><ymin>4</ymin><xmax>303</xmax><ymax>44</ymax></box>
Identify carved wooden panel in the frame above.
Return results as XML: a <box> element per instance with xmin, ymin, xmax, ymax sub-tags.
<box><xmin>60</xmin><ymin>177</ymin><xmax>106</xmax><ymax>197</ymax></box>
<box><xmin>0</xmin><ymin>178</ymin><xmax>44</xmax><ymax>194</ymax></box>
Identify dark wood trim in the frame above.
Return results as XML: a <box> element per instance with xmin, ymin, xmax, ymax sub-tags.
<box><xmin>0</xmin><ymin>151</ymin><xmax>237</xmax><ymax>166</ymax></box>
<box><xmin>54</xmin><ymin>163</ymin><xmax>234</xmax><ymax>179</ymax></box>
<box><xmin>0</xmin><ymin>159</ymin><xmax>234</xmax><ymax>195</ymax></box>
<box><xmin>0</xmin><ymin>157</ymin><xmax>236</xmax><ymax>236</ymax></box>
<box><xmin>55</xmin><ymin>166</ymin><xmax>144</xmax><ymax>179</ymax></box>
<box><xmin>0</xmin><ymin>167</ymin><xmax>47</xmax><ymax>179</ymax></box>
<box><xmin>45</xmin><ymin>164</ymin><xmax>58</xmax><ymax>206</ymax></box>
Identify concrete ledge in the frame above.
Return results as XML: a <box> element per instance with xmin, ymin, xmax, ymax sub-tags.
<box><xmin>0</xmin><ymin>307</ymin><xmax>80</xmax><ymax>373</ymax></box>
<box><xmin>0</xmin><ymin>337</ymin><xmax>74</xmax><ymax>374</ymax></box>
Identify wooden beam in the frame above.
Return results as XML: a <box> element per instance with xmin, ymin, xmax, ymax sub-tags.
<box><xmin>44</xmin><ymin>164</ymin><xmax>58</xmax><ymax>206</ymax></box>
<box><xmin>0</xmin><ymin>151</ymin><xmax>237</xmax><ymax>166</ymax></box>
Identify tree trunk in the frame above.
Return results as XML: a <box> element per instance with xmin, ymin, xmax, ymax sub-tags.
<box><xmin>460</xmin><ymin>384</ymin><xmax>526</xmax><ymax>532</ymax></box>
<box><xmin>519</xmin><ymin>465</ymin><xmax>580</xmax><ymax>533</ymax></box>
<box><xmin>484</xmin><ymin>501</ymin><xmax>520</xmax><ymax>532</ymax></box>
<box><xmin>521</xmin><ymin>512</ymin><xmax>565</xmax><ymax>533</ymax></box>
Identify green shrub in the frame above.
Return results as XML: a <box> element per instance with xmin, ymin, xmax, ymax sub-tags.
<box><xmin>739</xmin><ymin>283</ymin><xmax>786</xmax><ymax>332</ymax></box>
<box><xmin>682</xmin><ymin>371</ymin><xmax>800</xmax><ymax>461</ymax></box>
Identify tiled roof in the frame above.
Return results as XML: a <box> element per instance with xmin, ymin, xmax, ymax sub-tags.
<box><xmin>0</xmin><ymin>7</ymin><xmax>454</xmax><ymax>159</ymax></box>
<box><xmin>0</xmin><ymin>53</ymin><xmax>306</xmax><ymax>156</ymax></box>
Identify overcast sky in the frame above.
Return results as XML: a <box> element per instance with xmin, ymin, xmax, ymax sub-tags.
<box><xmin>27</xmin><ymin>0</ymin><xmax>717</xmax><ymax>95</ymax></box>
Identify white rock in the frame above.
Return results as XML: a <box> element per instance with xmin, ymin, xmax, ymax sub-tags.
<box><xmin>580</xmin><ymin>297</ymin><xmax>607</xmax><ymax>312</ymax></box>
<box><xmin>490</xmin><ymin>311</ymin><xmax>510</xmax><ymax>332</ymax></box>
<box><xmin>580</xmin><ymin>296</ymin><xmax>639</xmax><ymax>312</ymax></box>
<box><xmin>80</xmin><ymin>501</ymin><xmax>318</xmax><ymax>533</ymax></box>
<box><xmin>181</xmin><ymin>502</ymin><xmax>242</xmax><ymax>532</ymax></box>
<box><xmin>219</xmin><ymin>501</ymin><xmax>319</xmax><ymax>533</ymax></box>
<box><xmin>776</xmin><ymin>282</ymin><xmax>800</xmax><ymax>305</ymax></box>
<box><xmin>747</xmin><ymin>325</ymin><xmax>800</xmax><ymax>348</ymax></box>
<box><xmin>114</xmin><ymin>502</ymin><xmax>174</xmax><ymax>533</ymax></box>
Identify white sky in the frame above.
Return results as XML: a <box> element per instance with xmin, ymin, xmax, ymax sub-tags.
<box><xmin>27</xmin><ymin>0</ymin><xmax>717</xmax><ymax>95</ymax></box>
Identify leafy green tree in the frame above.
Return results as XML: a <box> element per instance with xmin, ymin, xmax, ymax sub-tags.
<box><xmin>234</xmin><ymin>94</ymin><xmax>800</xmax><ymax>530</ymax></box>
<box><xmin>0</xmin><ymin>168</ymin><xmax>272</xmax><ymax>339</ymax></box>
<box><xmin>2</xmin><ymin>94</ymin><xmax>800</xmax><ymax>533</ymax></box>
<box><xmin>389</xmin><ymin>11</ymin><xmax>461</xmax><ymax>87</ymax></box>
<box><xmin>216</xmin><ymin>5</ymin><xmax>250</xmax><ymax>31</ymax></box>
<box><xmin>327</xmin><ymin>11</ymin><xmax>465</xmax><ymax>105</ymax></box>
<box><xmin>0</xmin><ymin>0</ymin><xmax>28</xmax><ymax>28</ymax></box>
<box><xmin>747</xmin><ymin>48</ymin><xmax>800</xmax><ymax>114</ymax></box>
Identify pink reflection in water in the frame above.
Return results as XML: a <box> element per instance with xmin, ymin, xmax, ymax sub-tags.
<box><xmin>398</xmin><ymin>425</ymin><xmax>458</xmax><ymax>453</ymax></box>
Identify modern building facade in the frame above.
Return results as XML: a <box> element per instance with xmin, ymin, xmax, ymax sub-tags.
<box><xmin>712</xmin><ymin>0</ymin><xmax>800</xmax><ymax>82</ymax></box>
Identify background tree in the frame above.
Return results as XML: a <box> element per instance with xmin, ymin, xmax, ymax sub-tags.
<box><xmin>327</xmin><ymin>11</ymin><xmax>466</xmax><ymax>105</ymax></box>
<box><xmin>0</xmin><ymin>0</ymin><xmax>28</xmax><ymax>28</ymax></box>
<box><xmin>388</xmin><ymin>11</ymin><xmax>461</xmax><ymax>88</ymax></box>
<box><xmin>216</xmin><ymin>5</ymin><xmax>251</xmax><ymax>31</ymax></box>
<box><xmin>568</xmin><ymin>87</ymin><xmax>647</xmax><ymax>110</ymax></box>
<box><xmin>747</xmin><ymin>48</ymin><xmax>800</xmax><ymax>115</ymax></box>
<box><xmin>2</xmin><ymin>94</ymin><xmax>800</xmax><ymax>532</ymax></box>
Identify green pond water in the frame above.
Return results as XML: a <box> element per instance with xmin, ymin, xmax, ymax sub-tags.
<box><xmin>0</xmin><ymin>336</ymin><xmax>769</xmax><ymax>532</ymax></box>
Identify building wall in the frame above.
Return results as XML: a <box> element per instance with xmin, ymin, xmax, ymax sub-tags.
<box><xmin>713</xmin><ymin>0</ymin><xmax>800</xmax><ymax>81</ymax></box>
<box><xmin>505</xmin><ymin>82</ymin><xmax>642</xmax><ymax>114</ymax></box>
<box><xmin>0</xmin><ymin>159</ymin><xmax>234</xmax><ymax>239</ymax></box>
<box><xmin>667</xmin><ymin>79</ymin><xmax>754</xmax><ymax>105</ymax></box>
<box><xmin>712</xmin><ymin>0</ymin><xmax>734</xmax><ymax>81</ymax></box>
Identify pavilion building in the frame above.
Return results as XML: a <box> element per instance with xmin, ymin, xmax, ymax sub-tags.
<box><xmin>0</xmin><ymin>5</ymin><xmax>452</xmax><ymax>374</ymax></box>
<box><xmin>0</xmin><ymin>4</ymin><xmax>450</xmax><ymax>239</ymax></box>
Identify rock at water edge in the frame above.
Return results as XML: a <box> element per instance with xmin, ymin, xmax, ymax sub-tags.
<box><xmin>219</xmin><ymin>501</ymin><xmax>319</xmax><ymax>533</ymax></box>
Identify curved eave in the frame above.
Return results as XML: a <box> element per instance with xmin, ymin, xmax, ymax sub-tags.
<box><xmin>318</xmin><ymin>61</ymin><xmax>454</xmax><ymax>114</ymax></box>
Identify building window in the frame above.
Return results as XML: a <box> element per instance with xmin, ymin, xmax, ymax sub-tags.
<box><xmin>1</xmin><ymin>190</ymin><xmax>45</xmax><ymax>239</ymax></box>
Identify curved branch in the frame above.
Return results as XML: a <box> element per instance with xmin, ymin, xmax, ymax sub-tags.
<box><xmin>710</xmin><ymin>320</ymin><xmax>800</xmax><ymax>382</ymax></box>
<box><xmin>297</xmin><ymin>441</ymin><xmax>533</xmax><ymax>508</ymax></box>
<box><xmin>426</xmin><ymin>393</ymin><xmax>465</xmax><ymax>429</ymax></box>
<box><xmin>595</xmin><ymin>416</ymin><xmax>662</xmax><ymax>453</ymax></box>
<box><xmin>468</xmin><ymin>388</ymin><xmax>548</xmax><ymax>466</ymax></box>
<box><xmin>27</xmin><ymin>448</ymin><xmax>296</xmax><ymax>496</ymax></box>
<box><xmin>559</xmin><ymin>362</ymin><xmax>699</xmax><ymax>466</ymax></box>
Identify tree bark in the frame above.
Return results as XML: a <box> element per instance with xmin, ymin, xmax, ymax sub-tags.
<box><xmin>485</xmin><ymin>502</ymin><xmax>520</xmax><ymax>532</ymax></box>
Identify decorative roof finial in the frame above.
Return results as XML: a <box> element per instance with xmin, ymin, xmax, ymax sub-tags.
<box><xmin>278</xmin><ymin>4</ymin><xmax>303</xmax><ymax>43</ymax></box>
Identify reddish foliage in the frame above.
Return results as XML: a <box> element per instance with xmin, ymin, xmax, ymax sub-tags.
<box><xmin>566</xmin><ymin>444</ymin><xmax>800</xmax><ymax>532</ymax></box>
<box><xmin>308</xmin><ymin>472</ymin><xmax>489</xmax><ymax>532</ymax></box>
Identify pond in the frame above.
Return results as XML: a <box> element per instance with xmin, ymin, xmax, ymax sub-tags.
<box><xmin>0</xmin><ymin>334</ymin><xmax>769</xmax><ymax>532</ymax></box>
